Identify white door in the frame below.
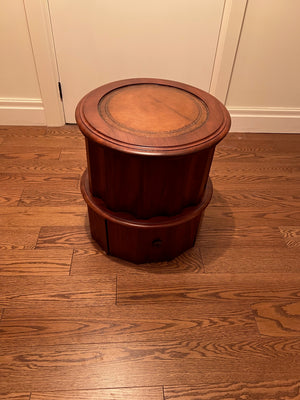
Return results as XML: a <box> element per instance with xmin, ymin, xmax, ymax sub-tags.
<box><xmin>48</xmin><ymin>0</ymin><xmax>225</xmax><ymax>123</ymax></box>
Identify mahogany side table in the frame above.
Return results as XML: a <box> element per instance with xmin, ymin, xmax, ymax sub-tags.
<box><xmin>76</xmin><ymin>78</ymin><xmax>231</xmax><ymax>263</ymax></box>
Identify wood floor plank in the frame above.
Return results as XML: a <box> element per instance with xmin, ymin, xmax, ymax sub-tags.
<box><xmin>0</xmin><ymin>356</ymin><xmax>298</xmax><ymax>392</ymax></box>
<box><xmin>214</xmin><ymin>148</ymin><xmax>300</xmax><ymax>164</ymax></box>
<box><xmin>210</xmin><ymin>168</ymin><xmax>300</xmax><ymax>187</ymax></box>
<box><xmin>0</xmin><ymin>159</ymin><xmax>85</xmax><ymax>175</ymax></box>
<box><xmin>19</xmin><ymin>187</ymin><xmax>84</xmax><ymax>207</ymax></box>
<box><xmin>252</xmin><ymin>301</ymin><xmax>300</xmax><ymax>337</ymax></box>
<box><xmin>215</xmin><ymin>135</ymin><xmax>300</xmax><ymax>157</ymax></box>
<box><xmin>3</xmin><ymin>301</ymin><xmax>254</xmax><ymax>320</ymax></box>
<box><xmin>9</xmin><ymin>135</ymin><xmax>84</xmax><ymax>148</ymax></box>
<box><xmin>164</xmin><ymin>380</ymin><xmax>300</xmax><ymax>400</ymax></box>
<box><xmin>210</xmin><ymin>173</ymin><xmax>298</xmax><ymax>189</ymax></box>
<box><xmin>0</xmin><ymin>125</ymin><xmax>46</xmax><ymax>136</ymax></box>
<box><xmin>211</xmin><ymin>133</ymin><xmax>300</xmax><ymax>191</ymax></box>
<box><xmin>0</xmin><ymin>173</ymin><xmax>79</xmax><ymax>188</ymax></box>
<box><xmin>46</xmin><ymin>124</ymin><xmax>82</xmax><ymax>138</ymax></box>
<box><xmin>0</xmin><ymin>275</ymin><xmax>116</xmax><ymax>308</ymax></box>
<box><xmin>0</xmin><ymin>319</ymin><xmax>255</xmax><ymax>348</ymax></box>
<box><xmin>0</xmin><ymin>249</ymin><xmax>72</xmax><ymax>275</ymax></box>
<box><xmin>211</xmin><ymin>161</ymin><xmax>299</xmax><ymax>177</ymax></box>
<box><xmin>117</xmin><ymin>273</ymin><xmax>300</xmax><ymax>305</ymax></box>
<box><xmin>198</xmin><ymin>224</ymin><xmax>285</xmax><ymax>248</ymax></box>
<box><xmin>2</xmin><ymin>334</ymin><xmax>299</xmax><ymax>361</ymax></box>
<box><xmin>219</xmin><ymin>131</ymin><xmax>300</xmax><ymax>149</ymax></box>
<box><xmin>0</xmin><ymin>146</ymin><xmax>60</xmax><ymax>160</ymax></box>
<box><xmin>201</xmin><ymin>247</ymin><xmax>300</xmax><ymax>273</ymax></box>
<box><xmin>203</xmin><ymin>205</ymin><xmax>300</xmax><ymax>227</ymax></box>
<box><xmin>215</xmin><ymin>144</ymin><xmax>275</xmax><ymax>161</ymax></box>
<box><xmin>214</xmin><ymin>147</ymin><xmax>300</xmax><ymax>163</ymax></box>
<box><xmin>1</xmin><ymin>125</ymin><xmax>84</xmax><ymax>148</ymax></box>
<box><xmin>31</xmin><ymin>387</ymin><xmax>163</xmax><ymax>400</ymax></box>
<box><xmin>36</xmin><ymin>226</ymin><xmax>96</xmax><ymax>250</ymax></box>
<box><xmin>0</xmin><ymin>303</ymin><xmax>256</xmax><ymax>345</ymax></box>
<box><xmin>279</xmin><ymin>226</ymin><xmax>300</xmax><ymax>247</ymax></box>
<box><xmin>0</xmin><ymin>206</ymin><xmax>86</xmax><ymax>227</ymax></box>
<box><xmin>0</xmin><ymin>339</ymin><xmax>298</xmax><ymax>393</ymax></box>
<box><xmin>59</xmin><ymin>148</ymin><xmax>86</xmax><ymax>161</ymax></box>
<box><xmin>210</xmin><ymin>188</ymin><xmax>300</xmax><ymax>210</ymax></box>
<box><xmin>0</xmin><ymin>186</ymin><xmax>23</xmax><ymax>206</ymax></box>
<box><xmin>0</xmin><ymin>394</ymin><xmax>30</xmax><ymax>400</ymax></box>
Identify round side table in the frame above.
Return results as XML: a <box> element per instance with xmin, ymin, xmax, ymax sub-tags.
<box><xmin>76</xmin><ymin>78</ymin><xmax>230</xmax><ymax>263</ymax></box>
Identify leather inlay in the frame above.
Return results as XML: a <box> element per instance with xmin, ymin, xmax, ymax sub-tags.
<box><xmin>98</xmin><ymin>84</ymin><xmax>208</xmax><ymax>137</ymax></box>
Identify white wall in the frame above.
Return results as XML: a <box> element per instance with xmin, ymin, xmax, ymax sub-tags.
<box><xmin>226</xmin><ymin>0</ymin><xmax>300</xmax><ymax>132</ymax></box>
<box><xmin>1</xmin><ymin>0</ymin><xmax>300</xmax><ymax>132</ymax></box>
<box><xmin>0</xmin><ymin>0</ymin><xmax>46</xmax><ymax>125</ymax></box>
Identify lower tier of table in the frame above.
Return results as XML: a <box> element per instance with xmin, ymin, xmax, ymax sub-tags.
<box><xmin>80</xmin><ymin>169</ymin><xmax>213</xmax><ymax>264</ymax></box>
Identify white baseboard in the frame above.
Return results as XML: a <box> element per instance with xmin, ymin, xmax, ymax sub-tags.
<box><xmin>228</xmin><ymin>107</ymin><xmax>300</xmax><ymax>133</ymax></box>
<box><xmin>0</xmin><ymin>98</ymin><xmax>46</xmax><ymax>125</ymax></box>
<box><xmin>1</xmin><ymin>100</ymin><xmax>300</xmax><ymax>132</ymax></box>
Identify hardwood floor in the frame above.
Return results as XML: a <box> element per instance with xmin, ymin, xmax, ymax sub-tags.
<box><xmin>0</xmin><ymin>125</ymin><xmax>299</xmax><ymax>399</ymax></box>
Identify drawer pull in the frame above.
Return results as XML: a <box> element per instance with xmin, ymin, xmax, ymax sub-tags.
<box><xmin>152</xmin><ymin>239</ymin><xmax>162</xmax><ymax>247</ymax></box>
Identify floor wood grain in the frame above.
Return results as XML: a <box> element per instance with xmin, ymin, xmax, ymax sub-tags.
<box><xmin>18</xmin><ymin>187</ymin><xmax>85</xmax><ymax>207</ymax></box>
<box><xmin>0</xmin><ymin>249</ymin><xmax>73</xmax><ymax>275</ymax></box>
<box><xmin>0</xmin><ymin>227</ymin><xmax>40</xmax><ymax>250</ymax></box>
<box><xmin>0</xmin><ymin>173</ymin><xmax>79</xmax><ymax>187</ymax></box>
<box><xmin>204</xmin><ymin>204</ymin><xmax>299</xmax><ymax>227</ymax></box>
<box><xmin>164</xmin><ymin>381</ymin><xmax>300</xmax><ymax>399</ymax></box>
<box><xmin>117</xmin><ymin>273</ymin><xmax>300</xmax><ymax>305</ymax></box>
<box><xmin>0</xmin><ymin>145</ymin><xmax>60</xmax><ymax>160</ymax></box>
<box><xmin>0</xmin><ymin>275</ymin><xmax>116</xmax><ymax>308</ymax></box>
<box><xmin>0</xmin><ymin>302</ymin><xmax>257</xmax><ymax>346</ymax></box>
<box><xmin>201</xmin><ymin>247</ymin><xmax>300</xmax><ymax>273</ymax></box>
<box><xmin>0</xmin><ymin>159</ymin><xmax>85</xmax><ymax>175</ymax></box>
<box><xmin>0</xmin><ymin>394</ymin><xmax>30</xmax><ymax>400</ymax></box>
<box><xmin>210</xmin><ymin>188</ymin><xmax>299</xmax><ymax>210</ymax></box>
<box><xmin>252</xmin><ymin>301</ymin><xmax>300</xmax><ymax>337</ymax></box>
<box><xmin>36</xmin><ymin>226</ymin><xmax>98</xmax><ymax>251</ymax></box>
<box><xmin>279</xmin><ymin>226</ymin><xmax>300</xmax><ymax>247</ymax></box>
<box><xmin>0</xmin><ymin>206</ymin><xmax>86</xmax><ymax>227</ymax></box>
<box><xmin>0</xmin><ymin>126</ymin><xmax>299</xmax><ymax>397</ymax></box>
<box><xmin>0</xmin><ymin>186</ymin><xmax>24</xmax><ymax>206</ymax></box>
<box><xmin>1</xmin><ymin>357</ymin><xmax>299</xmax><ymax>392</ymax></box>
<box><xmin>30</xmin><ymin>387</ymin><xmax>163</xmax><ymax>400</ymax></box>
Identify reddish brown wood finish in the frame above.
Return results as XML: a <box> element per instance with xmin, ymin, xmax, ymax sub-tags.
<box><xmin>76</xmin><ymin>78</ymin><xmax>230</xmax><ymax>156</ymax></box>
<box><xmin>76</xmin><ymin>78</ymin><xmax>230</xmax><ymax>263</ymax></box>
<box><xmin>81</xmin><ymin>169</ymin><xmax>212</xmax><ymax>263</ymax></box>
<box><xmin>85</xmin><ymin>139</ymin><xmax>215</xmax><ymax>218</ymax></box>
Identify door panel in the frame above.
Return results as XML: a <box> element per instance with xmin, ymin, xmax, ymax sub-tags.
<box><xmin>48</xmin><ymin>0</ymin><xmax>225</xmax><ymax>123</ymax></box>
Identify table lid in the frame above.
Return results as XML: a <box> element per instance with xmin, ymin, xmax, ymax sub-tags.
<box><xmin>76</xmin><ymin>78</ymin><xmax>231</xmax><ymax>156</ymax></box>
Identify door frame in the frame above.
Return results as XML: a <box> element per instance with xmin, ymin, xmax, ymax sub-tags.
<box><xmin>209</xmin><ymin>0</ymin><xmax>248</xmax><ymax>103</ymax></box>
<box><xmin>24</xmin><ymin>0</ymin><xmax>247</xmax><ymax>126</ymax></box>
<box><xmin>24</xmin><ymin>0</ymin><xmax>65</xmax><ymax>126</ymax></box>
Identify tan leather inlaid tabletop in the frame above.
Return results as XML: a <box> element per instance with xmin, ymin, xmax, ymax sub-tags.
<box><xmin>76</xmin><ymin>78</ymin><xmax>230</xmax><ymax>155</ymax></box>
<box><xmin>98</xmin><ymin>84</ymin><xmax>208</xmax><ymax>137</ymax></box>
